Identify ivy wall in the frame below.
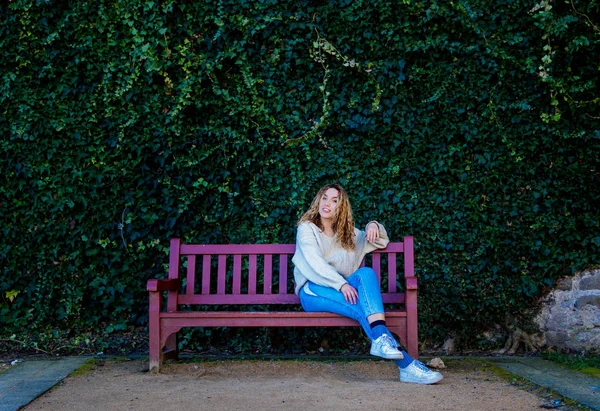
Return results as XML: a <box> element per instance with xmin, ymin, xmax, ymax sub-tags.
<box><xmin>1</xmin><ymin>0</ymin><xmax>598</xmax><ymax>349</ymax></box>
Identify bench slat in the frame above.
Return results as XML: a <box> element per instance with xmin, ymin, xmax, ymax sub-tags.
<box><xmin>181</xmin><ymin>244</ymin><xmax>296</xmax><ymax>255</ymax></box>
<box><xmin>382</xmin><ymin>242</ymin><xmax>404</xmax><ymax>253</ymax></box>
<box><xmin>233</xmin><ymin>254</ymin><xmax>242</xmax><ymax>294</ymax></box>
<box><xmin>180</xmin><ymin>243</ymin><xmax>404</xmax><ymax>256</ymax></box>
<box><xmin>186</xmin><ymin>255</ymin><xmax>196</xmax><ymax>295</ymax></box>
<box><xmin>372</xmin><ymin>253</ymin><xmax>381</xmax><ymax>284</ymax></box>
<box><xmin>248</xmin><ymin>254</ymin><xmax>257</xmax><ymax>294</ymax></box>
<box><xmin>177</xmin><ymin>293</ymin><xmax>405</xmax><ymax>305</ymax></box>
<box><xmin>264</xmin><ymin>254</ymin><xmax>272</xmax><ymax>294</ymax></box>
<box><xmin>388</xmin><ymin>253</ymin><xmax>397</xmax><ymax>293</ymax></box>
<box><xmin>202</xmin><ymin>255</ymin><xmax>211</xmax><ymax>295</ymax></box>
<box><xmin>217</xmin><ymin>255</ymin><xmax>226</xmax><ymax>294</ymax></box>
<box><xmin>279</xmin><ymin>254</ymin><xmax>288</xmax><ymax>294</ymax></box>
<box><xmin>160</xmin><ymin>310</ymin><xmax>408</xmax><ymax>319</ymax></box>
<box><xmin>158</xmin><ymin>310</ymin><xmax>408</xmax><ymax>328</ymax></box>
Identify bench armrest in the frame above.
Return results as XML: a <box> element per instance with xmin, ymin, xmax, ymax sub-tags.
<box><xmin>405</xmin><ymin>277</ymin><xmax>418</xmax><ymax>290</ymax></box>
<box><xmin>147</xmin><ymin>278</ymin><xmax>180</xmax><ymax>292</ymax></box>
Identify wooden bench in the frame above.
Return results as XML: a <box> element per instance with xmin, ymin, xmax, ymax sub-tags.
<box><xmin>147</xmin><ymin>236</ymin><xmax>418</xmax><ymax>371</ymax></box>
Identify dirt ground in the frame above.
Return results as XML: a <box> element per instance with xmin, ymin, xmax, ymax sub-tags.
<box><xmin>17</xmin><ymin>357</ymin><xmax>588</xmax><ymax>411</ymax></box>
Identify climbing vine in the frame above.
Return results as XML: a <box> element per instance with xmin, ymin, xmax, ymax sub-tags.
<box><xmin>1</xmin><ymin>0</ymin><xmax>598</xmax><ymax>351</ymax></box>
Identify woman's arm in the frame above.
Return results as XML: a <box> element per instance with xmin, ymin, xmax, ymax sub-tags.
<box><xmin>362</xmin><ymin>221</ymin><xmax>390</xmax><ymax>254</ymax></box>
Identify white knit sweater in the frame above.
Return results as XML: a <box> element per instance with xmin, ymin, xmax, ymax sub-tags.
<box><xmin>292</xmin><ymin>221</ymin><xmax>390</xmax><ymax>295</ymax></box>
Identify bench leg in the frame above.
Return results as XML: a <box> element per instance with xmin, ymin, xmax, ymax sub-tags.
<box><xmin>405</xmin><ymin>293</ymin><xmax>419</xmax><ymax>360</ymax></box>
<box><xmin>149</xmin><ymin>342</ymin><xmax>161</xmax><ymax>372</ymax></box>
<box><xmin>388</xmin><ymin>319</ymin><xmax>418</xmax><ymax>360</ymax></box>
<box><xmin>405</xmin><ymin>324</ymin><xmax>419</xmax><ymax>360</ymax></box>
<box><xmin>148</xmin><ymin>292</ymin><xmax>162</xmax><ymax>372</ymax></box>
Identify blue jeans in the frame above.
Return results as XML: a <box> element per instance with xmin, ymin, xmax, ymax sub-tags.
<box><xmin>299</xmin><ymin>267</ymin><xmax>394</xmax><ymax>342</ymax></box>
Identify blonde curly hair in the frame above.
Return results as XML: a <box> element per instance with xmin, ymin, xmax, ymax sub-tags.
<box><xmin>297</xmin><ymin>183</ymin><xmax>355</xmax><ymax>250</ymax></box>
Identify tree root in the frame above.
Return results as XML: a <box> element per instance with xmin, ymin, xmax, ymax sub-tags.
<box><xmin>497</xmin><ymin>323</ymin><xmax>544</xmax><ymax>354</ymax></box>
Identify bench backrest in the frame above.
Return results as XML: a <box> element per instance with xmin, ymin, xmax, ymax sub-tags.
<box><xmin>166</xmin><ymin>237</ymin><xmax>414</xmax><ymax>309</ymax></box>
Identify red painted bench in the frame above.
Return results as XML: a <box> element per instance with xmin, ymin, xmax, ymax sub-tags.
<box><xmin>147</xmin><ymin>236</ymin><xmax>418</xmax><ymax>371</ymax></box>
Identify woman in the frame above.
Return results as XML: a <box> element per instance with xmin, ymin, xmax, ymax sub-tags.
<box><xmin>292</xmin><ymin>183</ymin><xmax>443</xmax><ymax>384</ymax></box>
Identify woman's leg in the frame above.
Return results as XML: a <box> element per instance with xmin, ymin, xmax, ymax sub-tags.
<box><xmin>348</xmin><ymin>269</ymin><xmax>443</xmax><ymax>384</ymax></box>
<box><xmin>347</xmin><ymin>267</ymin><xmax>444</xmax><ymax>384</ymax></box>
<box><xmin>345</xmin><ymin>267</ymin><xmax>400</xmax><ymax>343</ymax></box>
<box><xmin>344</xmin><ymin>267</ymin><xmax>385</xmax><ymax>323</ymax></box>
<box><xmin>346</xmin><ymin>269</ymin><xmax>443</xmax><ymax>384</ymax></box>
<box><xmin>299</xmin><ymin>267</ymin><xmax>387</xmax><ymax>339</ymax></box>
<box><xmin>299</xmin><ymin>268</ymin><xmax>403</xmax><ymax>359</ymax></box>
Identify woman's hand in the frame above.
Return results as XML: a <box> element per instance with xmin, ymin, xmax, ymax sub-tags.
<box><xmin>366</xmin><ymin>222</ymin><xmax>380</xmax><ymax>243</ymax></box>
<box><xmin>340</xmin><ymin>283</ymin><xmax>358</xmax><ymax>304</ymax></box>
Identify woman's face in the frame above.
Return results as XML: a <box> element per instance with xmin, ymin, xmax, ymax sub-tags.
<box><xmin>318</xmin><ymin>187</ymin><xmax>340</xmax><ymax>221</ymax></box>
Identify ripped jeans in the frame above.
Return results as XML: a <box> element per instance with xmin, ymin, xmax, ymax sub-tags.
<box><xmin>299</xmin><ymin>267</ymin><xmax>396</xmax><ymax>342</ymax></box>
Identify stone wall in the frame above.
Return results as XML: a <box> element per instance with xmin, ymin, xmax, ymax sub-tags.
<box><xmin>535</xmin><ymin>269</ymin><xmax>600</xmax><ymax>352</ymax></box>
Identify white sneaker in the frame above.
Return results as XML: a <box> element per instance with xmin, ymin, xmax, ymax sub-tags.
<box><xmin>399</xmin><ymin>360</ymin><xmax>444</xmax><ymax>384</ymax></box>
<box><xmin>370</xmin><ymin>334</ymin><xmax>404</xmax><ymax>360</ymax></box>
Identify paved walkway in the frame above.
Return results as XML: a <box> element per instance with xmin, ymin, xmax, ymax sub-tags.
<box><xmin>491</xmin><ymin>356</ymin><xmax>600</xmax><ymax>410</ymax></box>
<box><xmin>0</xmin><ymin>357</ymin><xmax>90</xmax><ymax>411</ymax></box>
<box><xmin>0</xmin><ymin>355</ymin><xmax>598</xmax><ymax>410</ymax></box>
